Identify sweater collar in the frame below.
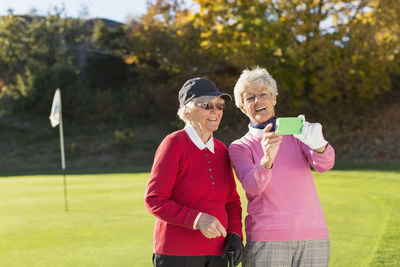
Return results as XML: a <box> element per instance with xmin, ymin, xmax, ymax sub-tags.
<box><xmin>248</xmin><ymin>125</ymin><xmax>264</xmax><ymax>138</ymax></box>
<box><xmin>249</xmin><ymin>116</ymin><xmax>277</xmax><ymax>130</ymax></box>
<box><xmin>248</xmin><ymin>116</ymin><xmax>277</xmax><ymax>138</ymax></box>
<box><xmin>184</xmin><ymin>124</ymin><xmax>215</xmax><ymax>153</ymax></box>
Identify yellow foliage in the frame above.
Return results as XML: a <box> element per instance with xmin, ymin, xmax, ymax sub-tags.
<box><xmin>123</xmin><ymin>54</ymin><xmax>139</xmax><ymax>65</ymax></box>
<box><xmin>351</xmin><ymin>55</ymin><xmax>364</xmax><ymax>63</ymax></box>
<box><xmin>201</xmin><ymin>31</ymin><xmax>212</xmax><ymax>38</ymax></box>
<box><xmin>330</xmin><ymin>14</ymin><xmax>338</xmax><ymax>26</ymax></box>
<box><xmin>273</xmin><ymin>48</ymin><xmax>283</xmax><ymax>57</ymax></box>
<box><xmin>200</xmin><ymin>40</ymin><xmax>210</xmax><ymax>48</ymax></box>
<box><xmin>188</xmin><ymin>13</ymin><xmax>196</xmax><ymax>21</ymax></box>
<box><xmin>214</xmin><ymin>23</ymin><xmax>224</xmax><ymax>33</ymax></box>
<box><xmin>375</xmin><ymin>30</ymin><xmax>398</xmax><ymax>44</ymax></box>
<box><xmin>254</xmin><ymin>18</ymin><xmax>262</xmax><ymax>25</ymax></box>
<box><xmin>360</xmin><ymin>14</ymin><xmax>375</xmax><ymax>25</ymax></box>
<box><xmin>386</xmin><ymin>54</ymin><xmax>395</xmax><ymax>61</ymax></box>
<box><xmin>200</xmin><ymin>5</ymin><xmax>205</xmax><ymax>16</ymax></box>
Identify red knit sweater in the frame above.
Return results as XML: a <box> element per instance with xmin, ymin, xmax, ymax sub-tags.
<box><xmin>144</xmin><ymin>129</ymin><xmax>243</xmax><ymax>256</ymax></box>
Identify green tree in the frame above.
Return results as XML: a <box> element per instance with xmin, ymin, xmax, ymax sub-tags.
<box><xmin>0</xmin><ymin>12</ymin><xmax>32</xmax><ymax>92</ymax></box>
<box><xmin>0</xmin><ymin>9</ymin><xmax>90</xmax><ymax>118</ymax></box>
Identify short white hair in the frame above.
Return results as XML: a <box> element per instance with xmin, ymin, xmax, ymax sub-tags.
<box><xmin>233</xmin><ymin>66</ymin><xmax>278</xmax><ymax>109</ymax></box>
<box><xmin>177</xmin><ymin>101</ymin><xmax>196</xmax><ymax>124</ymax></box>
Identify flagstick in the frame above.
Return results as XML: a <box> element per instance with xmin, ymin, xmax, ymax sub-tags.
<box><xmin>59</xmin><ymin>97</ymin><xmax>68</xmax><ymax>212</ymax></box>
<box><xmin>62</xmin><ymin>170</ymin><xmax>68</xmax><ymax>212</ymax></box>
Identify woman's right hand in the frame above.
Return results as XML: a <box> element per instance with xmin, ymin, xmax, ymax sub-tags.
<box><xmin>196</xmin><ymin>213</ymin><xmax>227</xmax><ymax>239</ymax></box>
<box><xmin>261</xmin><ymin>123</ymin><xmax>283</xmax><ymax>169</ymax></box>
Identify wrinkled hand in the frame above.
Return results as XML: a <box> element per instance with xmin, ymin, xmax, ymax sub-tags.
<box><xmin>196</xmin><ymin>213</ymin><xmax>227</xmax><ymax>239</ymax></box>
<box><xmin>222</xmin><ymin>233</ymin><xmax>244</xmax><ymax>266</ymax></box>
<box><xmin>261</xmin><ymin>123</ymin><xmax>283</xmax><ymax>168</ymax></box>
<box><xmin>294</xmin><ymin>115</ymin><xmax>328</xmax><ymax>151</ymax></box>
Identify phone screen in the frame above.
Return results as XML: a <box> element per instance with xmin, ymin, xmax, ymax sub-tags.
<box><xmin>276</xmin><ymin>117</ymin><xmax>304</xmax><ymax>135</ymax></box>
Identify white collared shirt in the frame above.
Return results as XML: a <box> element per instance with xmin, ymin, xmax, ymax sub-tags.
<box><xmin>184</xmin><ymin>124</ymin><xmax>215</xmax><ymax>153</ymax></box>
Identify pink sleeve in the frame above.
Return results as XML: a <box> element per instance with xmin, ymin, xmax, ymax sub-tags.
<box><xmin>228</xmin><ymin>142</ymin><xmax>272</xmax><ymax>196</ymax></box>
<box><xmin>299</xmin><ymin>141</ymin><xmax>335</xmax><ymax>172</ymax></box>
<box><xmin>144</xmin><ymin>137</ymin><xmax>200</xmax><ymax>230</ymax></box>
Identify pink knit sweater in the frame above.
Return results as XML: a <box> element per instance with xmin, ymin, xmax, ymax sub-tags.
<box><xmin>229</xmin><ymin>131</ymin><xmax>334</xmax><ymax>242</ymax></box>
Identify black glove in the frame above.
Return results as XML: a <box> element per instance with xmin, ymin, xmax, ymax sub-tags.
<box><xmin>222</xmin><ymin>233</ymin><xmax>244</xmax><ymax>266</ymax></box>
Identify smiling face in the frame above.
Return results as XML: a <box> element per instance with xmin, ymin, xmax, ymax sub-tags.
<box><xmin>188</xmin><ymin>97</ymin><xmax>225</xmax><ymax>142</ymax></box>
<box><xmin>241</xmin><ymin>86</ymin><xmax>276</xmax><ymax>124</ymax></box>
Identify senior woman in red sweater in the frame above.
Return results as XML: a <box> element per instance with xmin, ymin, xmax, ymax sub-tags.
<box><xmin>145</xmin><ymin>77</ymin><xmax>244</xmax><ymax>267</ymax></box>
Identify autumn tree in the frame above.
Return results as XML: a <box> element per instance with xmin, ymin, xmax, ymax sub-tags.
<box><xmin>189</xmin><ymin>0</ymin><xmax>400</xmax><ymax>124</ymax></box>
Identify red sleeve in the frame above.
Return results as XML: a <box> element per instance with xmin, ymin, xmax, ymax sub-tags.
<box><xmin>224</xmin><ymin>153</ymin><xmax>243</xmax><ymax>239</ymax></box>
<box><xmin>144</xmin><ymin>135</ymin><xmax>200</xmax><ymax>229</ymax></box>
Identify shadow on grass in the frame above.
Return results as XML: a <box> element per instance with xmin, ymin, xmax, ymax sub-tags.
<box><xmin>333</xmin><ymin>161</ymin><xmax>400</xmax><ymax>171</ymax></box>
<box><xmin>0</xmin><ymin>165</ymin><xmax>152</xmax><ymax>177</ymax></box>
<box><xmin>2</xmin><ymin>161</ymin><xmax>399</xmax><ymax>177</ymax></box>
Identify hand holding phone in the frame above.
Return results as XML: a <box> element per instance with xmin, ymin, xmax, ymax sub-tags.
<box><xmin>260</xmin><ymin>123</ymin><xmax>283</xmax><ymax>169</ymax></box>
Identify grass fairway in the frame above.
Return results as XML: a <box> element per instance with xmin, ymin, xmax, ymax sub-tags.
<box><xmin>0</xmin><ymin>173</ymin><xmax>154</xmax><ymax>267</ymax></box>
<box><xmin>316</xmin><ymin>170</ymin><xmax>400</xmax><ymax>267</ymax></box>
<box><xmin>0</xmin><ymin>170</ymin><xmax>399</xmax><ymax>266</ymax></box>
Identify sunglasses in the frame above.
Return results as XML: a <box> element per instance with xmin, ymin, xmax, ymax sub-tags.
<box><xmin>195</xmin><ymin>102</ymin><xmax>226</xmax><ymax>111</ymax></box>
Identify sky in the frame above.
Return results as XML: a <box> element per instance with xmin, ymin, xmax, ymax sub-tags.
<box><xmin>0</xmin><ymin>0</ymin><xmax>149</xmax><ymax>23</ymax></box>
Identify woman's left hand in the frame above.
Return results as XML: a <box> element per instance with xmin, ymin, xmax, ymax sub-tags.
<box><xmin>196</xmin><ymin>213</ymin><xmax>227</xmax><ymax>239</ymax></box>
<box><xmin>222</xmin><ymin>233</ymin><xmax>244</xmax><ymax>266</ymax></box>
<box><xmin>261</xmin><ymin>123</ymin><xmax>283</xmax><ymax>169</ymax></box>
<box><xmin>293</xmin><ymin>115</ymin><xmax>328</xmax><ymax>152</ymax></box>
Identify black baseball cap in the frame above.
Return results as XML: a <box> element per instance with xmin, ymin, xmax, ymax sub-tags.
<box><xmin>178</xmin><ymin>77</ymin><xmax>232</xmax><ymax>105</ymax></box>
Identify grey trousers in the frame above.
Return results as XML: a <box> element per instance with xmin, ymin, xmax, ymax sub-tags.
<box><xmin>242</xmin><ymin>239</ymin><xmax>330</xmax><ymax>267</ymax></box>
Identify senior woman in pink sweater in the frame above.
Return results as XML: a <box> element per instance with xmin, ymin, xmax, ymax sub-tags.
<box><xmin>228</xmin><ymin>66</ymin><xmax>335</xmax><ymax>267</ymax></box>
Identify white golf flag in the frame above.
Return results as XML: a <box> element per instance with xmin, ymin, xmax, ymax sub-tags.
<box><xmin>49</xmin><ymin>89</ymin><xmax>61</xmax><ymax>127</ymax></box>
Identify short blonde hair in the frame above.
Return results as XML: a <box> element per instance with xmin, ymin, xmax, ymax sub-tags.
<box><xmin>233</xmin><ymin>66</ymin><xmax>278</xmax><ymax>109</ymax></box>
<box><xmin>177</xmin><ymin>101</ymin><xmax>196</xmax><ymax>124</ymax></box>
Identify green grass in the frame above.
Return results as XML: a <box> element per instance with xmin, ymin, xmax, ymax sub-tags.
<box><xmin>0</xmin><ymin>170</ymin><xmax>399</xmax><ymax>266</ymax></box>
<box><xmin>316</xmin><ymin>170</ymin><xmax>400</xmax><ymax>266</ymax></box>
<box><xmin>0</xmin><ymin>174</ymin><xmax>154</xmax><ymax>267</ymax></box>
